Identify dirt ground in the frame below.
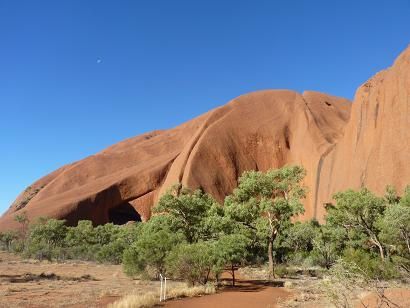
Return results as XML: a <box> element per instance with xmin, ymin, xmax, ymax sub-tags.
<box><xmin>0</xmin><ymin>251</ymin><xmax>181</xmax><ymax>308</ymax></box>
<box><xmin>359</xmin><ymin>288</ymin><xmax>410</xmax><ymax>308</ymax></box>
<box><xmin>165</xmin><ymin>279</ymin><xmax>291</xmax><ymax>308</ymax></box>
<box><xmin>2</xmin><ymin>251</ymin><xmax>409</xmax><ymax>308</ymax></box>
<box><xmin>0</xmin><ymin>252</ymin><xmax>294</xmax><ymax>308</ymax></box>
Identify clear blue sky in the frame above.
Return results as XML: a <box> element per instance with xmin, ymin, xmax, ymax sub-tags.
<box><xmin>0</xmin><ymin>0</ymin><xmax>409</xmax><ymax>215</ymax></box>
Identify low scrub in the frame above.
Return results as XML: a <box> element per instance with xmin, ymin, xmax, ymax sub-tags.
<box><xmin>321</xmin><ymin>259</ymin><xmax>403</xmax><ymax>308</ymax></box>
<box><xmin>167</xmin><ymin>283</ymin><xmax>216</xmax><ymax>298</ymax></box>
<box><xmin>342</xmin><ymin>248</ymin><xmax>401</xmax><ymax>280</ymax></box>
<box><xmin>2</xmin><ymin>166</ymin><xmax>409</xmax><ymax>297</ymax></box>
<box><xmin>109</xmin><ymin>292</ymin><xmax>157</xmax><ymax>308</ymax></box>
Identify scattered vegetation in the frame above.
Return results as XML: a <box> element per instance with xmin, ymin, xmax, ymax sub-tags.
<box><xmin>1</xmin><ymin>165</ymin><xmax>410</xmax><ymax>306</ymax></box>
<box><xmin>0</xmin><ymin>215</ymin><xmax>138</xmax><ymax>263</ymax></box>
<box><xmin>15</xmin><ymin>185</ymin><xmax>44</xmax><ymax>210</ymax></box>
<box><xmin>321</xmin><ymin>259</ymin><xmax>403</xmax><ymax>308</ymax></box>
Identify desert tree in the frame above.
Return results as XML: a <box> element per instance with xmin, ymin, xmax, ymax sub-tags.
<box><xmin>153</xmin><ymin>185</ymin><xmax>225</xmax><ymax>242</ymax></box>
<box><xmin>14</xmin><ymin>211</ymin><xmax>29</xmax><ymax>240</ymax></box>
<box><xmin>122</xmin><ymin>215</ymin><xmax>185</xmax><ymax>278</ymax></box>
<box><xmin>378</xmin><ymin>186</ymin><xmax>410</xmax><ymax>257</ymax></box>
<box><xmin>0</xmin><ymin>231</ymin><xmax>18</xmax><ymax>251</ymax></box>
<box><xmin>327</xmin><ymin>188</ymin><xmax>387</xmax><ymax>261</ymax></box>
<box><xmin>214</xmin><ymin>233</ymin><xmax>250</xmax><ymax>286</ymax></box>
<box><xmin>224</xmin><ymin>165</ymin><xmax>306</xmax><ymax>278</ymax></box>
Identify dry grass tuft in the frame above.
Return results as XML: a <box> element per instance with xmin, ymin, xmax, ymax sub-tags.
<box><xmin>167</xmin><ymin>284</ymin><xmax>216</xmax><ymax>299</ymax></box>
<box><xmin>109</xmin><ymin>284</ymin><xmax>216</xmax><ymax>308</ymax></box>
<box><xmin>108</xmin><ymin>292</ymin><xmax>158</xmax><ymax>308</ymax></box>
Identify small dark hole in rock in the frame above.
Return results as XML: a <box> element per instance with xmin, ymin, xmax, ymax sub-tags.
<box><xmin>108</xmin><ymin>202</ymin><xmax>141</xmax><ymax>225</ymax></box>
<box><xmin>324</xmin><ymin>101</ymin><xmax>332</xmax><ymax>107</ymax></box>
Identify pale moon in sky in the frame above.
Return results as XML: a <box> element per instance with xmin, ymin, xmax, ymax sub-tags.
<box><xmin>97</xmin><ymin>58</ymin><xmax>102</xmax><ymax>64</ymax></box>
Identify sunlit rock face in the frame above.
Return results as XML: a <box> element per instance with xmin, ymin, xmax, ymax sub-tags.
<box><xmin>316</xmin><ymin>45</ymin><xmax>410</xmax><ymax>218</ymax></box>
<box><xmin>1</xmin><ymin>46</ymin><xmax>409</xmax><ymax>230</ymax></box>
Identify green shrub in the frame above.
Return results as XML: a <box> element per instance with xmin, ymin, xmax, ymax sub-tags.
<box><xmin>98</xmin><ymin>239</ymin><xmax>127</xmax><ymax>264</ymax></box>
<box><xmin>122</xmin><ymin>215</ymin><xmax>184</xmax><ymax>278</ymax></box>
<box><xmin>24</xmin><ymin>218</ymin><xmax>67</xmax><ymax>260</ymax></box>
<box><xmin>166</xmin><ymin>242</ymin><xmax>216</xmax><ymax>285</ymax></box>
<box><xmin>286</xmin><ymin>251</ymin><xmax>313</xmax><ymax>266</ymax></box>
<box><xmin>0</xmin><ymin>231</ymin><xmax>18</xmax><ymax>251</ymax></box>
<box><xmin>342</xmin><ymin>248</ymin><xmax>400</xmax><ymax>280</ymax></box>
<box><xmin>378</xmin><ymin>201</ymin><xmax>410</xmax><ymax>259</ymax></box>
<box><xmin>274</xmin><ymin>264</ymin><xmax>289</xmax><ymax>278</ymax></box>
<box><xmin>311</xmin><ymin>225</ymin><xmax>345</xmax><ymax>269</ymax></box>
<box><xmin>5</xmin><ymin>217</ymin><xmax>141</xmax><ymax>263</ymax></box>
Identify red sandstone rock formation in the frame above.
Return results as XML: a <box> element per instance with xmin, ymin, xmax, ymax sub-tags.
<box><xmin>1</xmin><ymin>45</ymin><xmax>409</xmax><ymax>230</ymax></box>
<box><xmin>316</xmin><ymin>46</ymin><xmax>410</xmax><ymax>218</ymax></box>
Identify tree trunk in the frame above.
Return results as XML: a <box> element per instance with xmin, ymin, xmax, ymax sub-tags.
<box><xmin>205</xmin><ymin>268</ymin><xmax>211</xmax><ymax>284</ymax></box>
<box><xmin>268</xmin><ymin>239</ymin><xmax>275</xmax><ymax>280</ymax></box>
<box><xmin>231</xmin><ymin>264</ymin><xmax>235</xmax><ymax>286</ymax></box>
<box><xmin>376</xmin><ymin>244</ymin><xmax>384</xmax><ymax>261</ymax></box>
<box><xmin>402</xmin><ymin>231</ymin><xmax>410</xmax><ymax>255</ymax></box>
<box><xmin>370</xmin><ymin>235</ymin><xmax>385</xmax><ymax>261</ymax></box>
<box><xmin>377</xmin><ymin>243</ymin><xmax>385</xmax><ymax>261</ymax></box>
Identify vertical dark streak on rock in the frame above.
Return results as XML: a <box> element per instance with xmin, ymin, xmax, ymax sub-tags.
<box><xmin>374</xmin><ymin>100</ymin><xmax>379</xmax><ymax>128</ymax></box>
<box><xmin>313</xmin><ymin>145</ymin><xmax>336</xmax><ymax>219</ymax></box>
<box><xmin>284</xmin><ymin>126</ymin><xmax>291</xmax><ymax>149</ymax></box>
<box><xmin>356</xmin><ymin>102</ymin><xmax>364</xmax><ymax>149</ymax></box>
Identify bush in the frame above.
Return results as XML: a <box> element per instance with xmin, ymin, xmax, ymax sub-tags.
<box><xmin>322</xmin><ymin>259</ymin><xmax>402</xmax><ymax>308</ymax></box>
<box><xmin>378</xmin><ymin>201</ymin><xmax>410</xmax><ymax>259</ymax></box>
<box><xmin>3</xmin><ymin>217</ymin><xmax>140</xmax><ymax>263</ymax></box>
<box><xmin>64</xmin><ymin>220</ymin><xmax>99</xmax><ymax>260</ymax></box>
<box><xmin>95</xmin><ymin>223</ymin><xmax>139</xmax><ymax>264</ymax></box>
<box><xmin>311</xmin><ymin>225</ymin><xmax>345</xmax><ymax>269</ymax></box>
<box><xmin>166</xmin><ymin>242</ymin><xmax>216</xmax><ymax>285</ymax></box>
<box><xmin>122</xmin><ymin>215</ymin><xmax>185</xmax><ymax>278</ymax></box>
<box><xmin>0</xmin><ymin>231</ymin><xmax>18</xmax><ymax>252</ymax></box>
<box><xmin>286</xmin><ymin>251</ymin><xmax>314</xmax><ymax>267</ymax></box>
<box><xmin>24</xmin><ymin>218</ymin><xmax>67</xmax><ymax>261</ymax></box>
<box><xmin>342</xmin><ymin>248</ymin><xmax>400</xmax><ymax>280</ymax></box>
<box><xmin>97</xmin><ymin>240</ymin><xmax>127</xmax><ymax>264</ymax></box>
<box><xmin>274</xmin><ymin>264</ymin><xmax>289</xmax><ymax>278</ymax></box>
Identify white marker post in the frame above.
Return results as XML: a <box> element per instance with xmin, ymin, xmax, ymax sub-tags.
<box><xmin>164</xmin><ymin>276</ymin><xmax>167</xmax><ymax>300</ymax></box>
<box><xmin>159</xmin><ymin>274</ymin><xmax>163</xmax><ymax>301</ymax></box>
<box><xmin>159</xmin><ymin>274</ymin><xmax>167</xmax><ymax>301</ymax></box>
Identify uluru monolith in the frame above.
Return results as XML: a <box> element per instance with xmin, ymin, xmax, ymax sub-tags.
<box><xmin>1</xmin><ymin>45</ymin><xmax>409</xmax><ymax>231</ymax></box>
<box><xmin>315</xmin><ymin>45</ymin><xmax>410</xmax><ymax>218</ymax></box>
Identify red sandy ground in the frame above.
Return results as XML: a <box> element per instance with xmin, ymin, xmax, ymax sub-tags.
<box><xmin>2</xmin><ymin>251</ymin><xmax>408</xmax><ymax>308</ymax></box>
<box><xmin>165</xmin><ymin>277</ymin><xmax>292</xmax><ymax>308</ymax></box>
<box><xmin>359</xmin><ymin>289</ymin><xmax>410</xmax><ymax>308</ymax></box>
<box><xmin>0</xmin><ymin>251</ymin><xmax>291</xmax><ymax>308</ymax></box>
<box><xmin>0</xmin><ymin>251</ymin><xmax>170</xmax><ymax>308</ymax></box>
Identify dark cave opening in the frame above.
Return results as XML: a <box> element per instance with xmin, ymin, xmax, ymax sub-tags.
<box><xmin>108</xmin><ymin>202</ymin><xmax>141</xmax><ymax>225</ymax></box>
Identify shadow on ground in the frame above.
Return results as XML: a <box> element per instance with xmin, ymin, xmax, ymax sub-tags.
<box><xmin>0</xmin><ymin>272</ymin><xmax>97</xmax><ymax>283</ymax></box>
<box><xmin>220</xmin><ymin>279</ymin><xmax>285</xmax><ymax>293</ymax></box>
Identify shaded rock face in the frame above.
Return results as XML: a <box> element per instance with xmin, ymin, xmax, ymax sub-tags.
<box><xmin>1</xmin><ymin>45</ymin><xmax>409</xmax><ymax>230</ymax></box>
